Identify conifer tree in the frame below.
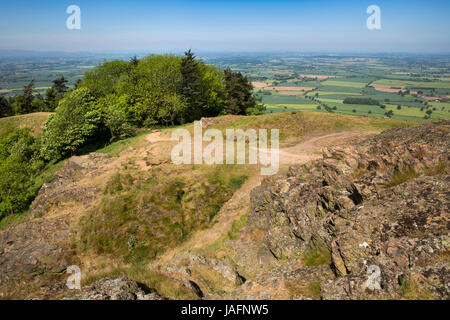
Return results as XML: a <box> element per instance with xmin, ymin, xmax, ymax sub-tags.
<box><xmin>180</xmin><ymin>49</ymin><xmax>203</xmax><ymax>122</ymax></box>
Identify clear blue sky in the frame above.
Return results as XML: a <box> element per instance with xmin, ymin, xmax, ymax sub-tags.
<box><xmin>0</xmin><ymin>0</ymin><xmax>449</xmax><ymax>53</ymax></box>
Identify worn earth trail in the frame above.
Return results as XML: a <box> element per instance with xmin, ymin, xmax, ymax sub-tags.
<box><xmin>150</xmin><ymin>130</ymin><xmax>378</xmax><ymax>265</ymax></box>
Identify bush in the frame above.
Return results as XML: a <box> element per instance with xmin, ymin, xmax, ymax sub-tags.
<box><xmin>105</xmin><ymin>105</ymin><xmax>134</xmax><ymax>141</ymax></box>
<box><xmin>39</xmin><ymin>88</ymin><xmax>107</xmax><ymax>161</ymax></box>
<box><xmin>0</xmin><ymin>156</ymin><xmax>36</xmax><ymax>217</ymax></box>
<box><xmin>0</xmin><ymin>128</ymin><xmax>39</xmax><ymax>218</ymax></box>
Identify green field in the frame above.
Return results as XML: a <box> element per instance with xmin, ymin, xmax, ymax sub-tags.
<box><xmin>2</xmin><ymin>53</ymin><xmax>449</xmax><ymax>123</ymax></box>
<box><xmin>320</xmin><ymin>80</ymin><xmax>368</xmax><ymax>88</ymax></box>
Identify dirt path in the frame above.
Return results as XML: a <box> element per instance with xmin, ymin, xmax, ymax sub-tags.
<box><xmin>150</xmin><ymin>130</ymin><xmax>378</xmax><ymax>265</ymax></box>
<box><xmin>146</xmin><ymin>130</ymin><xmax>172</xmax><ymax>143</ymax></box>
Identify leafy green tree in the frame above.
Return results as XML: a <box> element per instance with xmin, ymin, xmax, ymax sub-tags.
<box><xmin>120</xmin><ymin>54</ymin><xmax>184</xmax><ymax>125</ymax></box>
<box><xmin>11</xmin><ymin>95</ymin><xmax>27</xmax><ymax>115</ymax></box>
<box><xmin>197</xmin><ymin>63</ymin><xmax>227</xmax><ymax>117</ymax></box>
<box><xmin>74</xmin><ymin>79</ymin><xmax>82</xmax><ymax>89</ymax></box>
<box><xmin>157</xmin><ymin>94</ymin><xmax>188</xmax><ymax>126</ymax></box>
<box><xmin>39</xmin><ymin>88</ymin><xmax>105</xmax><ymax>161</ymax></box>
<box><xmin>31</xmin><ymin>95</ymin><xmax>46</xmax><ymax>112</ymax></box>
<box><xmin>99</xmin><ymin>94</ymin><xmax>134</xmax><ymax>141</ymax></box>
<box><xmin>0</xmin><ymin>156</ymin><xmax>36</xmax><ymax>217</ymax></box>
<box><xmin>81</xmin><ymin>60</ymin><xmax>131</xmax><ymax>98</ymax></box>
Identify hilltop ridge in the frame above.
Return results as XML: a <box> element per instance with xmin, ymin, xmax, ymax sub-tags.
<box><xmin>0</xmin><ymin>112</ymin><xmax>447</xmax><ymax>300</ymax></box>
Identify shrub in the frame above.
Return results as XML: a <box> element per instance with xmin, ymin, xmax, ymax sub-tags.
<box><xmin>0</xmin><ymin>128</ymin><xmax>38</xmax><ymax>218</ymax></box>
<box><xmin>39</xmin><ymin>88</ymin><xmax>107</xmax><ymax>161</ymax></box>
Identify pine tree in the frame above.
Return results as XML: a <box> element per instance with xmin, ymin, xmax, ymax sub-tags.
<box><xmin>23</xmin><ymin>79</ymin><xmax>35</xmax><ymax>113</ymax></box>
<box><xmin>53</xmin><ymin>76</ymin><xmax>69</xmax><ymax>95</ymax></box>
<box><xmin>45</xmin><ymin>86</ymin><xmax>57</xmax><ymax>111</ymax></box>
<box><xmin>0</xmin><ymin>96</ymin><xmax>13</xmax><ymax>117</ymax></box>
<box><xmin>180</xmin><ymin>49</ymin><xmax>203</xmax><ymax>122</ymax></box>
<box><xmin>223</xmin><ymin>68</ymin><xmax>258</xmax><ymax>115</ymax></box>
<box><xmin>130</xmin><ymin>55</ymin><xmax>139</xmax><ymax>67</ymax></box>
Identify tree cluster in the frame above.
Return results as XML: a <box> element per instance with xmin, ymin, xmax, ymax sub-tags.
<box><xmin>0</xmin><ymin>51</ymin><xmax>264</xmax><ymax>219</ymax></box>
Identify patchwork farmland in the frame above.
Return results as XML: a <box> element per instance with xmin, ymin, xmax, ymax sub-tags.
<box><xmin>2</xmin><ymin>53</ymin><xmax>450</xmax><ymax>122</ymax></box>
<box><xmin>206</xmin><ymin>54</ymin><xmax>450</xmax><ymax>122</ymax></box>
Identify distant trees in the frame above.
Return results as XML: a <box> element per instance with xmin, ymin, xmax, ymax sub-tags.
<box><xmin>0</xmin><ymin>96</ymin><xmax>13</xmax><ymax>118</ymax></box>
<box><xmin>130</xmin><ymin>55</ymin><xmax>139</xmax><ymax>67</ymax></box>
<box><xmin>2</xmin><ymin>51</ymin><xmax>263</xmax><ymax>124</ymax></box>
<box><xmin>9</xmin><ymin>80</ymin><xmax>36</xmax><ymax>114</ymax></box>
<box><xmin>0</xmin><ymin>51</ymin><xmax>266</xmax><ymax>221</ymax></box>
<box><xmin>343</xmin><ymin>97</ymin><xmax>381</xmax><ymax>106</ymax></box>
<box><xmin>23</xmin><ymin>80</ymin><xmax>35</xmax><ymax>113</ymax></box>
<box><xmin>384</xmin><ymin>110</ymin><xmax>394</xmax><ymax>118</ymax></box>
<box><xmin>44</xmin><ymin>76</ymin><xmax>69</xmax><ymax>111</ymax></box>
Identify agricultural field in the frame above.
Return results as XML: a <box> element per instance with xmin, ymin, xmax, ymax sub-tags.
<box><xmin>1</xmin><ymin>52</ymin><xmax>450</xmax><ymax>122</ymax></box>
<box><xmin>0</xmin><ymin>51</ymin><xmax>135</xmax><ymax>96</ymax></box>
<box><xmin>203</xmin><ymin>53</ymin><xmax>450</xmax><ymax>122</ymax></box>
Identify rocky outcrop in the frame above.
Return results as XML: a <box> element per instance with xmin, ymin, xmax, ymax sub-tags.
<box><xmin>1</xmin><ymin>121</ymin><xmax>448</xmax><ymax>300</ymax></box>
<box><xmin>30</xmin><ymin>153</ymin><xmax>113</xmax><ymax>217</ymax></box>
<box><xmin>0</xmin><ymin>153</ymin><xmax>114</xmax><ymax>297</ymax></box>
<box><xmin>229</xmin><ymin>120</ymin><xmax>449</xmax><ymax>299</ymax></box>
<box><xmin>65</xmin><ymin>277</ymin><xmax>164</xmax><ymax>300</ymax></box>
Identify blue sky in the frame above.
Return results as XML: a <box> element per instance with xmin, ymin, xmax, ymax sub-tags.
<box><xmin>0</xmin><ymin>0</ymin><xmax>449</xmax><ymax>53</ymax></box>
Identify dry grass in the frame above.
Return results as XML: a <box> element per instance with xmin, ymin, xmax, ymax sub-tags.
<box><xmin>424</xmin><ymin>162</ymin><xmax>448</xmax><ymax>176</ymax></box>
<box><xmin>285</xmin><ymin>281</ymin><xmax>321</xmax><ymax>299</ymax></box>
<box><xmin>75</xmin><ymin>164</ymin><xmax>248</xmax><ymax>265</ymax></box>
<box><xmin>301</xmin><ymin>245</ymin><xmax>332</xmax><ymax>267</ymax></box>
<box><xmin>82</xmin><ymin>266</ymin><xmax>199</xmax><ymax>300</ymax></box>
<box><xmin>400</xmin><ymin>277</ymin><xmax>435</xmax><ymax>300</ymax></box>
<box><xmin>385</xmin><ymin>167</ymin><xmax>419</xmax><ymax>188</ymax></box>
<box><xmin>202</xmin><ymin>111</ymin><xmax>414</xmax><ymax>143</ymax></box>
<box><xmin>190</xmin><ymin>264</ymin><xmax>236</xmax><ymax>295</ymax></box>
<box><xmin>0</xmin><ymin>112</ymin><xmax>52</xmax><ymax>136</ymax></box>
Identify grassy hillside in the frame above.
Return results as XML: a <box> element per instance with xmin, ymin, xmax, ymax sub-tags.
<box><xmin>200</xmin><ymin>110</ymin><xmax>416</xmax><ymax>142</ymax></box>
<box><xmin>0</xmin><ymin>110</ymin><xmax>420</xmax><ymax>299</ymax></box>
<box><xmin>0</xmin><ymin>112</ymin><xmax>52</xmax><ymax>136</ymax></box>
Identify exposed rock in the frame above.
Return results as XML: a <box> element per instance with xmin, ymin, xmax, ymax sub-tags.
<box><xmin>66</xmin><ymin>277</ymin><xmax>164</xmax><ymax>300</ymax></box>
<box><xmin>0</xmin><ymin>153</ymin><xmax>113</xmax><ymax>296</ymax></box>
<box><xmin>30</xmin><ymin>153</ymin><xmax>113</xmax><ymax>217</ymax></box>
<box><xmin>228</xmin><ymin>120</ymin><xmax>450</xmax><ymax>299</ymax></box>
